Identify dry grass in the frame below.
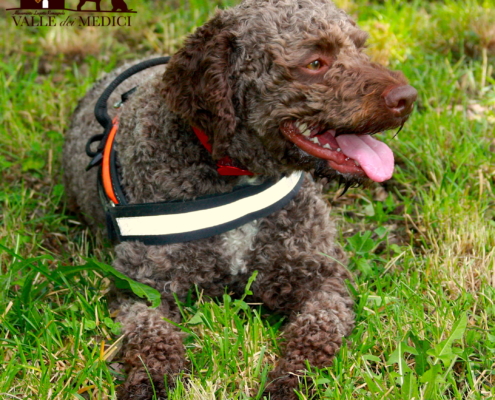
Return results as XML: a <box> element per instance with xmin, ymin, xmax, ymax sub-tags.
<box><xmin>412</xmin><ymin>190</ymin><xmax>495</xmax><ymax>295</ymax></box>
<box><xmin>40</xmin><ymin>26</ymin><xmax>109</xmax><ymax>62</ymax></box>
<box><xmin>470</xmin><ymin>10</ymin><xmax>495</xmax><ymax>56</ymax></box>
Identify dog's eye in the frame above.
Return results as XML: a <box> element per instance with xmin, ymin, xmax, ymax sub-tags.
<box><xmin>306</xmin><ymin>60</ymin><xmax>323</xmax><ymax>70</ymax></box>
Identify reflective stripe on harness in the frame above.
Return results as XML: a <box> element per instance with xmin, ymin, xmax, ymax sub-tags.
<box><xmin>103</xmin><ymin>171</ymin><xmax>304</xmax><ymax>245</ymax></box>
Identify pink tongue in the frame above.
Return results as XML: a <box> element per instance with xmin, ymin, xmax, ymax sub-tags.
<box><xmin>335</xmin><ymin>134</ymin><xmax>394</xmax><ymax>182</ymax></box>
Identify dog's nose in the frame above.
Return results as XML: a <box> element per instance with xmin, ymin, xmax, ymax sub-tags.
<box><xmin>383</xmin><ymin>85</ymin><xmax>417</xmax><ymax>117</ymax></box>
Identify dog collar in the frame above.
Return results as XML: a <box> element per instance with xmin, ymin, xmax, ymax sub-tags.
<box><xmin>86</xmin><ymin>57</ymin><xmax>305</xmax><ymax>245</ymax></box>
<box><xmin>191</xmin><ymin>126</ymin><xmax>254</xmax><ymax>176</ymax></box>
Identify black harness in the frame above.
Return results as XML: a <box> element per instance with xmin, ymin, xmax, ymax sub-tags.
<box><xmin>85</xmin><ymin>58</ymin><xmax>304</xmax><ymax>245</ymax></box>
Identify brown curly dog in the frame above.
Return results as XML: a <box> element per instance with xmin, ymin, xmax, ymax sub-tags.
<box><xmin>63</xmin><ymin>0</ymin><xmax>416</xmax><ymax>398</ymax></box>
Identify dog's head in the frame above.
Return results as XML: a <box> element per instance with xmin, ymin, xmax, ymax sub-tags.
<box><xmin>163</xmin><ymin>0</ymin><xmax>417</xmax><ymax>184</ymax></box>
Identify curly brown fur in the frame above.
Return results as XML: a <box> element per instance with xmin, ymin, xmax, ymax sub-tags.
<box><xmin>63</xmin><ymin>0</ymin><xmax>416</xmax><ymax>398</ymax></box>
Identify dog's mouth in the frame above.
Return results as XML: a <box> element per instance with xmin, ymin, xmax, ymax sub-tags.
<box><xmin>280</xmin><ymin>120</ymin><xmax>394</xmax><ymax>182</ymax></box>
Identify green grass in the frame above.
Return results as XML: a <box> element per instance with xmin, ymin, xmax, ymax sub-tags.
<box><xmin>1</xmin><ymin>0</ymin><xmax>495</xmax><ymax>398</ymax></box>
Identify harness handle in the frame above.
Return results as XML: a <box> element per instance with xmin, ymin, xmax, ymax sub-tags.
<box><xmin>86</xmin><ymin>56</ymin><xmax>171</xmax><ymax>170</ymax></box>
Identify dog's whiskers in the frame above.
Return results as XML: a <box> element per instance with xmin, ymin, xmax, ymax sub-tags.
<box><xmin>393</xmin><ymin>123</ymin><xmax>404</xmax><ymax>139</ymax></box>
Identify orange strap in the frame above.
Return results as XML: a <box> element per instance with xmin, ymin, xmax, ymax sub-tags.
<box><xmin>103</xmin><ymin>119</ymin><xmax>252</xmax><ymax>205</ymax></box>
<box><xmin>102</xmin><ymin>116</ymin><xmax>120</xmax><ymax>204</ymax></box>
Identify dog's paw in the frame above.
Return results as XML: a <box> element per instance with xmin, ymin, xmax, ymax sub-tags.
<box><xmin>117</xmin><ymin>368</ymin><xmax>167</xmax><ymax>400</ymax></box>
<box><xmin>263</xmin><ymin>374</ymin><xmax>300</xmax><ymax>400</ymax></box>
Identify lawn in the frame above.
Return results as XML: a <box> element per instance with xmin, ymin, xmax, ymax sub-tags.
<box><xmin>0</xmin><ymin>0</ymin><xmax>494</xmax><ymax>399</ymax></box>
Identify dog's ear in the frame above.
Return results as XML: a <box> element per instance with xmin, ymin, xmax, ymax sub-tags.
<box><xmin>163</xmin><ymin>14</ymin><xmax>237</xmax><ymax>160</ymax></box>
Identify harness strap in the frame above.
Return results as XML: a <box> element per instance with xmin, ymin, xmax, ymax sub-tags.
<box><xmin>102</xmin><ymin>116</ymin><xmax>120</xmax><ymax>204</ymax></box>
<box><xmin>86</xmin><ymin>56</ymin><xmax>171</xmax><ymax>171</ymax></box>
<box><xmin>88</xmin><ymin>57</ymin><xmax>305</xmax><ymax>245</ymax></box>
<box><xmin>87</xmin><ymin>56</ymin><xmax>253</xmax><ymax>177</ymax></box>
<box><xmin>103</xmin><ymin>171</ymin><xmax>304</xmax><ymax>245</ymax></box>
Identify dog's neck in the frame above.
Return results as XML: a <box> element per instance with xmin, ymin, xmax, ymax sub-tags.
<box><xmin>191</xmin><ymin>126</ymin><xmax>254</xmax><ymax>177</ymax></box>
<box><xmin>113</xmin><ymin>74</ymin><xmax>291</xmax><ymax>204</ymax></box>
<box><xmin>113</xmin><ymin>92</ymin><xmax>252</xmax><ymax>203</ymax></box>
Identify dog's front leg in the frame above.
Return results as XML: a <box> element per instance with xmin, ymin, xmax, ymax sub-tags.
<box><xmin>264</xmin><ymin>279</ymin><xmax>354</xmax><ymax>400</ymax></box>
<box><xmin>114</xmin><ymin>299</ymin><xmax>185</xmax><ymax>400</ymax></box>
